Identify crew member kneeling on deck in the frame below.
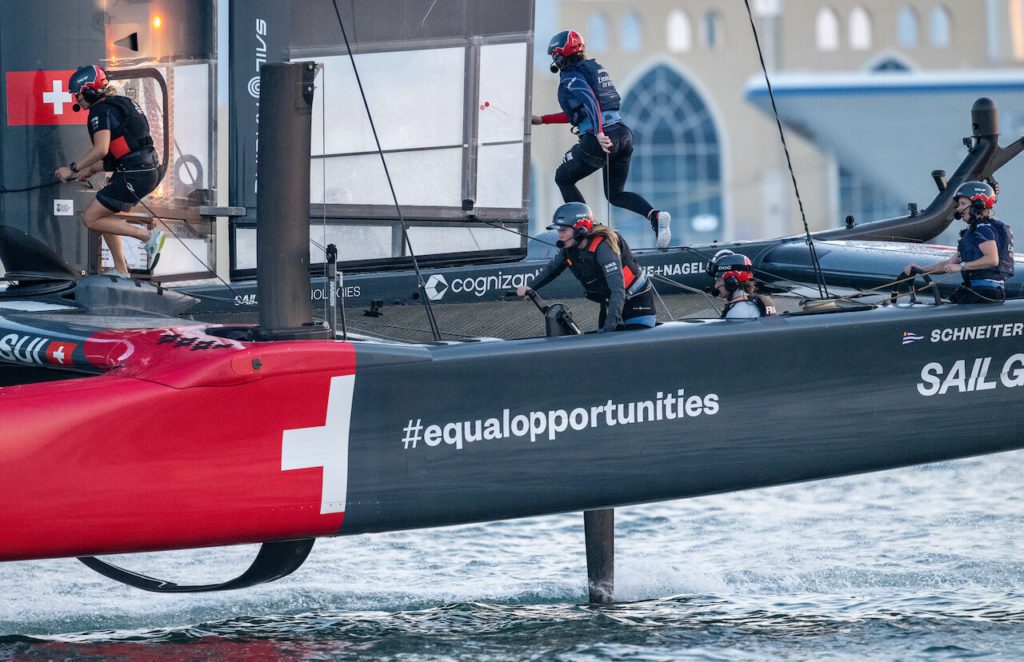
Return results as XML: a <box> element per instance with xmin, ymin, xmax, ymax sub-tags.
<box><xmin>53</xmin><ymin>65</ymin><xmax>165</xmax><ymax>276</ymax></box>
<box><xmin>904</xmin><ymin>180</ymin><xmax>1013</xmax><ymax>304</ymax></box>
<box><xmin>709</xmin><ymin>250</ymin><xmax>777</xmax><ymax>319</ymax></box>
<box><xmin>516</xmin><ymin>202</ymin><xmax>655</xmax><ymax>332</ymax></box>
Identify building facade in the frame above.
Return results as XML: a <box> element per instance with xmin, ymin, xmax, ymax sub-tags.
<box><xmin>530</xmin><ymin>0</ymin><xmax>1024</xmax><ymax>249</ymax></box>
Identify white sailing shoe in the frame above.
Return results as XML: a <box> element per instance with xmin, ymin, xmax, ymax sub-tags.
<box><xmin>652</xmin><ymin>210</ymin><xmax>671</xmax><ymax>248</ymax></box>
<box><xmin>144</xmin><ymin>229</ymin><xmax>166</xmax><ymax>272</ymax></box>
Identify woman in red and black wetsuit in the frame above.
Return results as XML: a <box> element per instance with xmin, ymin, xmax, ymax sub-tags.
<box><xmin>54</xmin><ymin>65</ymin><xmax>165</xmax><ymax>275</ymax></box>
<box><xmin>532</xmin><ymin>30</ymin><xmax>672</xmax><ymax>249</ymax></box>
<box><xmin>517</xmin><ymin>202</ymin><xmax>656</xmax><ymax>332</ymax></box>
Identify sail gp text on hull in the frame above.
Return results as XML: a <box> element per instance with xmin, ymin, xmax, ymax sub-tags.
<box><xmin>917</xmin><ymin>353</ymin><xmax>1024</xmax><ymax>396</ymax></box>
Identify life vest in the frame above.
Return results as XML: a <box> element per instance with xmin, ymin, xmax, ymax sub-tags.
<box><xmin>961</xmin><ymin>219</ymin><xmax>1014</xmax><ymax>281</ymax></box>
<box><xmin>721</xmin><ymin>293</ymin><xmax>777</xmax><ymax>318</ymax></box>
<box><xmin>990</xmin><ymin>219</ymin><xmax>1014</xmax><ymax>280</ymax></box>
<box><xmin>558</xmin><ymin>59</ymin><xmax>621</xmax><ymax>129</ymax></box>
<box><xmin>587</xmin><ymin>234</ymin><xmax>646</xmax><ymax>295</ymax></box>
<box><xmin>90</xmin><ymin>95</ymin><xmax>155</xmax><ymax>170</ymax></box>
<box><xmin>573</xmin><ymin>60</ymin><xmax>621</xmax><ymax>113</ymax></box>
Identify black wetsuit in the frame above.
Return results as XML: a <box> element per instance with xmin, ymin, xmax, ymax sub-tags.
<box><xmin>531</xmin><ymin>232</ymin><xmax>655</xmax><ymax>331</ymax></box>
<box><xmin>87</xmin><ymin>95</ymin><xmax>161</xmax><ymax>213</ymax></box>
<box><xmin>540</xmin><ymin>59</ymin><xmax>654</xmax><ymax>219</ymax></box>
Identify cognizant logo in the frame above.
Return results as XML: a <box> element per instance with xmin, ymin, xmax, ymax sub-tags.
<box><xmin>424</xmin><ymin>271</ymin><xmax>540</xmax><ymax>301</ymax></box>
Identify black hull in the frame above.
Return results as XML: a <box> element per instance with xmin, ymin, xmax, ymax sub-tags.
<box><xmin>336</xmin><ymin>301</ymin><xmax>1024</xmax><ymax>534</ymax></box>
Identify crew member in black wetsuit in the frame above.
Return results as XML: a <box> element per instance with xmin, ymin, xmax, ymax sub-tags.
<box><xmin>532</xmin><ymin>30</ymin><xmax>672</xmax><ymax>249</ymax></box>
<box><xmin>516</xmin><ymin>202</ymin><xmax>656</xmax><ymax>332</ymax></box>
<box><xmin>54</xmin><ymin>65</ymin><xmax>165</xmax><ymax>275</ymax></box>
<box><xmin>904</xmin><ymin>180</ymin><xmax>1014</xmax><ymax>304</ymax></box>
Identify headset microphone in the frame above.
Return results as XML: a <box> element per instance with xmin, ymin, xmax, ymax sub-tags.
<box><xmin>555</xmin><ymin>239</ymin><xmax>566</xmax><ymax>248</ymax></box>
<box><xmin>549</xmin><ymin>62</ymin><xmax>559</xmax><ymax>74</ymax></box>
<box><xmin>72</xmin><ymin>103</ymin><xmax>81</xmax><ymax>112</ymax></box>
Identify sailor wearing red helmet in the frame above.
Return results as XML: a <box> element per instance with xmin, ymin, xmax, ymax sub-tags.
<box><xmin>532</xmin><ymin>30</ymin><xmax>672</xmax><ymax>249</ymax></box>
<box><xmin>516</xmin><ymin>202</ymin><xmax>656</xmax><ymax>332</ymax></box>
<box><xmin>903</xmin><ymin>180</ymin><xmax>1014</xmax><ymax>304</ymax></box>
<box><xmin>708</xmin><ymin>250</ymin><xmax>777</xmax><ymax>319</ymax></box>
<box><xmin>54</xmin><ymin>64</ymin><xmax>165</xmax><ymax>276</ymax></box>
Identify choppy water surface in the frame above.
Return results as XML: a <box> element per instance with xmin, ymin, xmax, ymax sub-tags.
<box><xmin>3</xmin><ymin>452</ymin><xmax>1024</xmax><ymax>660</ymax></box>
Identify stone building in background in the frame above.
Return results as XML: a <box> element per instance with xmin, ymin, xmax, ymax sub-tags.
<box><xmin>530</xmin><ymin>1</ymin><xmax>1024</xmax><ymax>249</ymax></box>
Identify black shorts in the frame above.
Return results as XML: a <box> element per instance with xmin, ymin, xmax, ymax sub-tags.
<box><xmin>96</xmin><ymin>164</ymin><xmax>161</xmax><ymax>213</ymax></box>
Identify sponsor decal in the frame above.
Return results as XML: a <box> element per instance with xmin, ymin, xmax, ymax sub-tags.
<box><xmin>425</xmin><ymin>274</ymin><xmax>449</xmax><ymax>301</ymax></box>
<box><xmin>252</xmin><ymin>17</ymin><xmax>268</xmax><ymax>195</ymax></box>
<box><xmin>401</xmin><ymin>387</ymin><xmax>719</xmax><ymax>452</ymax></box>
<box><xmin>424</xmin><ymin>270</ymin><xmax>542</xmax><ymax>301</ymax></box>
<box><xmin>53</xmin><ymin>199</ymin><xmax>74</xmax><ymax>216</ymax></box>
<box><xmin>158</xmin><ymin>332</ymin><xmax>234</xmax><ymax>351</ymax></box>
<box><xmin>925</xmin><ymin>323</ymin><xmax>1024</xmax><ymax>344</ymax></box>
<box><xmin>902</xmin><ymin>331</ymin><xmax>924</xmax><ymax>345</ymax></box>
<box><xmin>282</xmin><ymin>374</ymin><xmax>354</xmax><ymax>514</ymax></box>
<box><xmin>917</xmin><ymin>353</ymin><xmax>1024</xmax><ymax>396</ymax></box>
<box><xmin>5</xmin><ymin>70</ymin><xmax>85</xmax><ymax>126</ymax></box>
<box><xmin>312</xmin><ymin>285</ymin><xmax>360</xmax><ymax>302</ymax></box>
<box><xmin>0</xmin><ymin>333</ymin><xmax>72</xmax><ymax>366</ymax></box>
<box><xmin>603</xmin><ymin>262</ymin><xmax>618</xmax><ymax>275</ymax></box>
<box><xmin>643</xmin><ymin>262</ymin><xmax>708</xmax><ymax>278</ymax></box>
<box><xmin>233</xmin><ymin>286</ymin><xmax>363</xmax><ymax>306</ymax></box>
<box><xmin>45</xmin><ymin>341</ymin><xmax>77</xmax><ymax>366</ymax></box>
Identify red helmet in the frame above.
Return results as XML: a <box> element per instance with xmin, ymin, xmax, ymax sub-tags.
<box><xmin>953</xmin><ymin>180</ymin><xmax>996</xmax><ymax>209</ymax></box>
<box><xmin>709</xmin><ymin>250</ymin><xmax>754</xmax><ymax>283</ymax></box>
<box><xmin>68</xmin><ymin>65</ymin><xmax>108</xmax><ymax>104</ymax></box>
<box><xmin>547</xmin><ymin>31</ymin><xmax>585</xmax><ymax>71</ymax></box>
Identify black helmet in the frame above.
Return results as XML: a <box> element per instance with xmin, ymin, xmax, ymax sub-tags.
<box><xmin>68</xmin><ymin>65</ymin><xmax>108</xmax><ymax>104</ymax></box>
<box><xmin>953</xmin><ymin>180</ymin><xmax>996</xmax><ymax>210</ymax></box>
<box><xmin>547</xmin><ymin>30</ymin><xmax>585</xmax><ymax>72</ymax></box>
<box><xmin>548</xmin><ymin>202</ymin><xmax>594</xmax><ymax>232</ymax></box>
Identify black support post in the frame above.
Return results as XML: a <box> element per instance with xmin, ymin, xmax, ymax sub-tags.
<box><xmin>255</xmin><ymin>62</ymin><xmax>328</xmax><ymax>341</ymax></box>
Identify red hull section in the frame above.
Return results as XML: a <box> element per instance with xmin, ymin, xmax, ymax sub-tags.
<box><xmin>0</xmin><ymin>327</ymin><xmax>355</xmax><ymax>561</ymax></box>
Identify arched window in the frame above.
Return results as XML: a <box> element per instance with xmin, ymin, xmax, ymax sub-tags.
<box><xmin>703</xmin><ymin>11</ymin><xmax>723</xmax><ymax>49</ymax></box>
<box><xmin>622</xmin><ymin>11</ymin><xmax>643</xmax><ymax>52</ymax></box>
<box><xmin>897</xmin><ymin>6</ymin><xmax>918</xmax><ymax>48</ymax></box>
<box><xmin>667</xmin><ymin>10</ymin><xmax>693</xmax><ymax>53</ymax></box>
<box><xmin>586</xmin><ymin>13</ymin><xmax>610</xmax><ymax>53</ymax></box>
<box><xmin>872</xmin><ymin>57</ymin><xmax>911</xmax><ymax>72</ymax></box>
<box><xmin>615</xmin><ymin>65</ymin><xmax>723</xmax><ymax>247</ymax></box>
<box><xmin>930</xmin><ymin>6</ymin><xmax>951</xmax><ymax>48</ymax></box>
<box><xmin>849</xmin><ymin>7</ymin><xmax>872</xmax><ymax>50</ymax></box>
<box><xmin>816</xmin><ymin>8</ymin><xmax>840</xmax><ymax>51</ymax></box>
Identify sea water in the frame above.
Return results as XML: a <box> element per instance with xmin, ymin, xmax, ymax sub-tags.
<box><xmin>2</xmin><ymin>451</ymin><xmax>1023</xmax><ymax>660</ymax></box>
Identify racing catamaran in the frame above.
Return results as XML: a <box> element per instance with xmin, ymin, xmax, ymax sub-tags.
<box><xmin>1</xmin><ymin>1</ymin><xmax>1022</xmax><ymax>603</ymax></box>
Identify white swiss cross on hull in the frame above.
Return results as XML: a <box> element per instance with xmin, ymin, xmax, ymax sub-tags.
<box><xmin>281</xmin><ymin>374</ymin><xmax>355</xmax><ymax>514</ymax></box>
<box><xmin>43</xmin><ymin>80</ymin><xmax>72</xmax><ymax>115</ymax></box>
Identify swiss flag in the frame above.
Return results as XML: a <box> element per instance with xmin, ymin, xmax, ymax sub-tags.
<box><xmin>5</xmin><ymin>70</ymin><xmax>87</xmax><ymax>126</ymax></box>
<box><xmin>46</xmin><ymin>341</ymin><xmax>77</xmax><ymax>366</ymax></box>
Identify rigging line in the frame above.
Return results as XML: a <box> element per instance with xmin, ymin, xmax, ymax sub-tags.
<box><xmin>124</xmin><ymin>181</ymin><xmax>242</xmax><ymax>298</ymax></box>
<box><xmin>0</xmin><ymin>179</ymin><xmax>61</xmax><ymax>194</ymax></box>
<box><xmin>742</xmin><ymin>0</ymin><xmax>829</xmax><ymax>300</ymax></box>
<box><xmin>649</xmin><ymin>279</ymin><xmax>676</xmax><ymax>321</ymax></box>
<box><xmin>320</xmin><ymin>65</ymin><xmax>329</xmax><ymax>327</ymax></box>
<box><xmin>467</xmin><ymin>217</ymin><xmax>559</xmax><ymax>247</ymax></box>
<box><xmin>647</xmin><ymin>272</ymin><xmax>722</xmax><ymax>310</ymax></box>
<box><xmin>331</xmin><ymin>0</ymin><xmax>441</xmax><ymax>342</ymax></box>
<box><xmin>604</xmin><ymin>150</ymin><xmax>612</xmax><ymax>235</ymax></box>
